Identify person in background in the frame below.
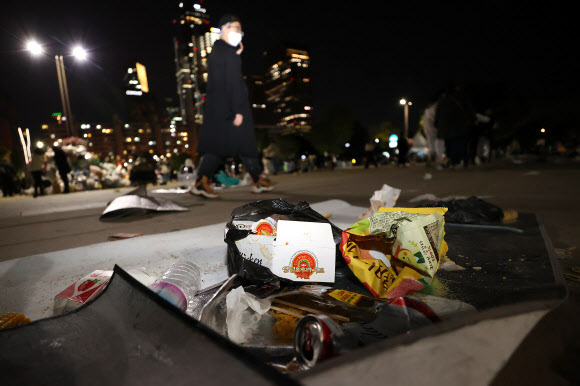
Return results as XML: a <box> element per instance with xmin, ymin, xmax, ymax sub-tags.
<box><xmin>28</xmin><ymin>147</ymin><xmax>46</xmax><ymax>197</ymax></box>
<box><xmin>263</xmin><ymin>140</ymin><xmax>280</xmax><ymax>175</ymax></box>
<box><xmin>51</xmin><ymin>145</ymin><xmax>71</xmax><ymax>193</ymax></box>
<box><xmin>160</xmin><ymin>159</ymin><xmax>171</xmax><ymax>185</ymax></box>
<box><xmin>364</xmin><ymin>140</ymin><xmax>378</xmax><ymax>168</ymax></box>
<box><xmin>423</xmin><ymin>100</ymin><xmax>444</xmax><ymax>168</ymax></box>
<box><xmin>130</xmin><ymin>151</ymin><xmax>157</xmax><ymax>187</ymax></box>
<box><xmin>0</xmin><ymin>154</ymin><xmax>18</xmax><ymax>197</ymax></box>
<box><xmin>435</xmin><ymin>84</ymin><xmax>474</xmax><ymax>168</ymax></box>
<box><xmin>191</xmin><ymin>14</ymin><xmax>274</xmax><ymax>198</ymax></box>
<box><xmin>397</xmin><ymin>135</ymin><xmax>410</xmax><ymax>167</ymax></box>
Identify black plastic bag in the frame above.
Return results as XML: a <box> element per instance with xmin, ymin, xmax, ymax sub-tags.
<box><xmin>224</xmin><ymin>198</ymin><xmax>342</xmax><ymax>286</ymax></box>
<box><xmin>418</xmin><ymin>196</ymin><xmax>504</xmax><ymax>224</ymax></box>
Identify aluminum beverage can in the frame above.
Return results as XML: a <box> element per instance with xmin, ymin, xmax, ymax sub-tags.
<box><xmin>294</xmin><ymin>315</ymin><xmax>353</xmax><ymax>369</ymax></box>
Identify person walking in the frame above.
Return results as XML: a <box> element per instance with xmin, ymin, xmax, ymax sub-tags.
<box><xmin>423</xmin><ymin>100</ymin><xmax>445</xmax><ymax>168</ymax></box>
<box><xmin>28</xmin><ymin>147</ymin><xmax>46</xmax><ymax>197</ymax></box>
<box><xmin>191</xmin><ymin>14</ymin><xmax>274</xmax><ymax>198</ymax></box>
<box><xmin>51</xmin><ymin>145</ymin><xmax>71</xmax><ymax>193</ymax></box>
<box><xmin>434</xmin><ymin>84</ymin><xmax>474</xmax><ymax>167</ymax></box>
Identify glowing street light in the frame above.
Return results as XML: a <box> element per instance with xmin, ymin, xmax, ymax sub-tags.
<box><xmin>36</xmin><ymin>141</ymin><xmax>44</xmax><ymax>149</ymax></box>
<box><xmin>25</xmin><ymin>39</ymin><xmax>91</xmax><ymax>137</ymax></box>
<box><xmin>541</xmin><ymin>128</ymin><xmax>546</xmax><ymax>133</ymax></box>
<box><xmin>72</xmin><ymin>46</ymin><xmax>88</xmax><ymax>60</ymax></box>
<box><xmin>399</xmin><ymin>98</ymin><xmax>412</xmax><ymax>138</ymax></box>
<box><xmin>26</xmin><ymin>40</ymin><xmax>44</xmax><ymax>56</ymax></box>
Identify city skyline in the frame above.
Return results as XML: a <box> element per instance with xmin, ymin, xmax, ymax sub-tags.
<box><xmin>0</xmin><ymin>1</ymin><xmax>577</xmax><ymax>137</ymax></box>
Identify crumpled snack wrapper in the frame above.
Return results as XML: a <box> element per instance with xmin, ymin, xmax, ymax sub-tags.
<box><xmin>226</xmin><ymin>286</ymin><xmax>272</xmax><ymax>344</ymax></box>
<box><xmin>359</xmin><ymin>184</ymin><xmax>401</xmax><ymax>220</ymax></box>
<box><xmin>341</xmin><ymin>207</ymin><xmax>448</xmax><ymax>299</ymax></box>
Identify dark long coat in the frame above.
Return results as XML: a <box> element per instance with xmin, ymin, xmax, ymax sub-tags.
<box><xmin>197</xmin><ymin>39</ymin><xmax>257</xmax><ymax>158</ymax></box>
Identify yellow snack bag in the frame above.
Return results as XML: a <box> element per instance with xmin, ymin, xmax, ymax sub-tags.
<box><xmin>340</xmin><ymin>207</ymin><xmax>447</xmax><ymax>299</ymax></box>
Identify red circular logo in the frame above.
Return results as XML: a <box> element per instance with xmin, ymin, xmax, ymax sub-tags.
<box><xmin>255</xmin><ymin>222</ymin><xmax>274</xmax><ymax>235</ymax></box>
<box><xmin>291</xmin><ymin>252</ymin><xmax>317</xmax><ymax>279</ymax></box>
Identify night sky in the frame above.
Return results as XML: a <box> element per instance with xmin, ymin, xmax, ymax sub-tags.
<box><xmin>0</xmin><ymin>1</ymin><xmax>577</xmax><ymax>137</ymax></box>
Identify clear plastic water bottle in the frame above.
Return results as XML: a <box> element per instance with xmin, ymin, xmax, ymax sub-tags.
<box><xmin>149</xmin><ymin>261</ymin><xmax>201</xmax><ymax>312</ymax></box>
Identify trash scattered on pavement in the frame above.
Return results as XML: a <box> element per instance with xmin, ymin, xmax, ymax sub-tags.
<box><xmin>108</xmin><ymin>232</ymin><xmax>143</xmax><ymax>241</ymax></box>
<box><xmin>225</xmin><ymin>199</ymin><xmax>342</xmax><ymax>286</ymax></box>
<box><xmin>0</xmin><ymin>313</ymin><xmax>31</xmax><ymax>330</ymax></box>
<box><xmin>216</xmin><ymin>170</ymin><xmax>240</xmax><ymax>187</ymax></box>
<box><xmin>438</xmin><ymin>254</ymin><xmax>466</xmax><ymax>271</ymax></box>
<box><xmin>149</xmin><ymin>261</ymin><xmax>201</xmax><ymax>312</ymax></box>
<box><xmin>100</xmin><ymin>185</ymin><xmax>187</xmax><ymax>220</ymax></box>
<box><xmin>226</xmin><ymin>286</ymin><xmax>272</xmax><ymax>344</ymax></box>
<box><xmin>415</xmin><ymin>196</ymin><xmax>506</xmax><ymax>225</ymax></box>
<box><xmin>53</xmin><ymin>270</ymin><xmax>113</xmax><ymax>315</ymax></box>
<box><xmin>151</xmin><ymin>187</ymin><xmax>192</xmax><ymax>194</ymax></box>
<box><xmin>341</xmin><ymin>207</ymin><xmax>448</xmax><ymax>299</ymax></box>
<box><xmin>233</xmin><ymin>219</ymin><xmax>336</xmax><ymax>283</ymax></box>
<box><xmin>53</xmin><ymin>267</ymin><xmax>155</xmax><ymax>315</ymax></box>
<box><xmin>293</xmin><ymin>296</ymin><xmax>438</xmax><ymax>369</ymax></box>
<box><xmin>359</xmin><ymin>184</ymin><xmax>401</xmax><ymax>220</ymax></box>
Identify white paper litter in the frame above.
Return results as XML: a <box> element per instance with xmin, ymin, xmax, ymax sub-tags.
<box><xmin>359</xmin><ymin>184</ymin><xmax>401</xmax><ymax>219</ymax></box>
<box><xmin>226</xmin><ymin>286</ymin><xmax>271</xmax><ymax>344</ymax></box>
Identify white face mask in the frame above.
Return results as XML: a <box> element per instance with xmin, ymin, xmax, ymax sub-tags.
<box><xmin>227</xmin><ymin>31</ymin><xmax>242</xmax><ymax>47</ymax></box>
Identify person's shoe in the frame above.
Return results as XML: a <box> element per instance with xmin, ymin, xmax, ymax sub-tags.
<box><xmin>251</xmin><ymin>176</ymin><xmax>275</xmax><ymax>193</ymax></box>
<box><xmin>189</xmin><ymin>176</ymin><xmax>219</xmax><ymax>198</ymax></box>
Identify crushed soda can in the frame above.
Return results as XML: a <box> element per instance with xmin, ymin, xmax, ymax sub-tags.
<box><xmin>294</xmin><ymin>314</ymin><xmax>357</xmax><ymax>369</ymax></box>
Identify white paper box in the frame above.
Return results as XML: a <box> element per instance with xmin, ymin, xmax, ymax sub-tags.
<box><xmin>234</xmin><ymin>220</ymin><xmax>335</xmax><ymax>283</ymax></box>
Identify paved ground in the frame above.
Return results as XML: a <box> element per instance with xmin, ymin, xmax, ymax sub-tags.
<box><xmin>1</xmin><ymin>158</ymin><xmax>579</xmax><ymax>384</ymax></box>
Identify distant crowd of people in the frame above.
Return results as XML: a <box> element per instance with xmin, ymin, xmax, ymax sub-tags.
<box><xmin>423</xmin><ymin>84</ymin><xmax>496</xmax><ymax>169</ymax></box>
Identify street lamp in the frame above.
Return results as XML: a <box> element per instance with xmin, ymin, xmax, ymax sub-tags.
<box><xmin>26</xmin><ymin>40</ymin><xmax>43</xmax><ymax>56</ymax></box>
<box><xmin>72</xmin><ymin>46</ymin><xmax>88</xmax><ymax>61</ymax></box>
<box><xmin>25</xmin><ymin>39</ymin><xmax>89</xmax><ymax>137</ymax></box>
<box><xmin>399</xmin><ymin>98</ymin><xmax>412</xmax><ymax>138</ymax></box>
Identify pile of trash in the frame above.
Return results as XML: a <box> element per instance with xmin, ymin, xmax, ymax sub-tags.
<box><xmin>38</xmin><ymin>142</ymin><xmax>132</xmax><ymax>195</ymax></box>
<box><xmin>0</xmin><ymin>198</ymin><xmax>476</xmax><ymax>374</ymax></box>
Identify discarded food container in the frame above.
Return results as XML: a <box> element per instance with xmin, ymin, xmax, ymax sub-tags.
<box><xmin>235</xmin><ymin>220</ymin><xmax>336</xmax><ymax>283</ymax></box>
<box><xmin>225</xmin><ymin>199</ymin><xmax>342</xmax><ymax>285</ymax></box>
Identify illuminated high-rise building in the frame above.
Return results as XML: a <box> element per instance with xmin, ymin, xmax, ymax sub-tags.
<box><xmin>263</xmin><ymin>45</ymin><xmax>313</xmax><ymax>135</ymax></box>
<box><xmin>172</xmin><ymin>1</ymin><xmax>219</xmax><ymax>126</ymax></box>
